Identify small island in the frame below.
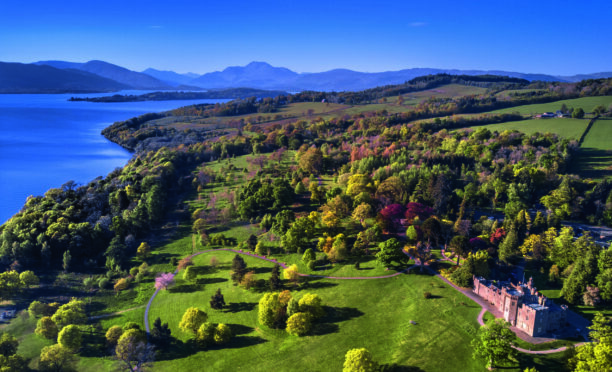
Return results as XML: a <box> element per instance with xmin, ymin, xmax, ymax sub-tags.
<box><xmin>68</xmin><ymin>88</ymin><xmax>288</xmax><ymax>102</ymax></box>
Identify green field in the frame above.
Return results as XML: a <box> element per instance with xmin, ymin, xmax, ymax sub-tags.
<box><xmin>141</xmin><ymin>250</ymin><xmax>554</xmax><ymax>372</ymax></box>
<box><xmin>573</xmin><ymin>118</ymin><xmax>612</xmax><ymax>179</ymax></box>
<box><xmin>488</xmin><ymin>96</ymin><xmax>612</xmax><ymax>115</ymax></box>
<box><xmin>468</xmin><ymin>118</ymin><xmax>589</xmax><ymax>139</ymax></box>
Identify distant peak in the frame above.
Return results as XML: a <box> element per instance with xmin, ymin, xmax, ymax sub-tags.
<box><xmin>246</xmin><ymin>61</ymin><xmax>273</xmax><ymax>68</ymax></box>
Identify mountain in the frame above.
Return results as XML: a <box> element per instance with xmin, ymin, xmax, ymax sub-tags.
<box><xmin>0</xmin><ymin>62</ymin><xmax>130</xmax><ymax>93</ymax></box>
<box><xmin>142</xmin><ymin>68</ymin><xmax>201</xmax><ymax>86</ymax></box>
<box><xmin>188</xmin><ymin>62</ymin><xmax>612</xmax><ymax>91</ymax></box>
<box><xmin>190</xmin><ymin>61</ymin><xmax>299</xmax><ymax>90</ymax></box>
<box><xmin>559</xmin><ymin>72</ymin><xmax>612</xmax><ymax>82</ymax></box>
<box><xmin>35</xmin><ymin>60</ymin><xmax>173</xmax><ymax>90</ymax></box>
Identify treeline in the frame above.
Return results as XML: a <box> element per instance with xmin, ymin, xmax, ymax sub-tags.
<box><xmin>68</xmin><ymin>88</ymin><xmax>288</xmax><ymax>103</ymax></box>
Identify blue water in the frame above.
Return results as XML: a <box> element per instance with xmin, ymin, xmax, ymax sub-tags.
<box><xmin>0</xmin><ymin>92</ymin><xmax>227</xmax><ymax>223</ymax></box>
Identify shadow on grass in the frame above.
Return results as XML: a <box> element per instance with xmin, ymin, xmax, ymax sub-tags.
<box><xmin>227</xmin><ymin>323</ymin><xmax>254</xmax><ymax>335</ymax></box>
<box><xmin>168</xmin><ymin>284</ymin><xmax>202</xmax><ymax>293</ymax></box>
<box><xmin>191</xmin><ymin>266</ymin><xmax>218</xmax><ymax>275</ymax></box>
<box><xmin>310</xmin><ymin>306</ymin><xmax>365</xmax><ymax>336</ymax></box>
<box><xmin>380</xmin><ymin>364</ymin><xmax>427</xmax><ymax>372</ymax></box>
<box><xmin>196</xmin><ymin>277</ymin><xmax>228</xmax><ymax>285</ymax></box>
<box><xmin>209</xmin><ymin>335</ymin><xmax>267</xmax><ymax>350</ymax></box>
<box><xmin>224</xmin><ymin>302</ymin><xmax>257</xmax><ymax>313</ymax></box>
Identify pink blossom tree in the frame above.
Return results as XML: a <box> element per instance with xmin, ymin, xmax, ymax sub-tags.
<box><xmin>155</xmin><ymin>273</ymin><xmax>175</xmax><ymax>291</ymax></box>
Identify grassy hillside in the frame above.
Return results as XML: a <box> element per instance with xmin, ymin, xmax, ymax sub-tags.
<box><xmin>489</xmin><ymin>96</ymin><xmax>612</xmax><ymax>115</ymax></box>
<box><xmin>468</xmin><ymin>118</ymin><xmax>589</xmax><ymax>139</ymax></box>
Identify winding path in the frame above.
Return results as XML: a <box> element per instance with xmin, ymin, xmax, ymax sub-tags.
<box><xmin>142</xmin><ymin>245</ymin><xmax>589</xmax><ymax>354</ymax></box>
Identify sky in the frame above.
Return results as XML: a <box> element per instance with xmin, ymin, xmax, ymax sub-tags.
<box><xmin>0</xmin><ymin>0</ymin><xmax>610</xmax><ymax>75</ymax></box>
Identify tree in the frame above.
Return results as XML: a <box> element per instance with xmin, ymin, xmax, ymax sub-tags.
<box><xmin>231</xmin><ymin>254</ymin><xmax>248</xmax><ymax>284</ymax></box>
<box><xmin>572</xmin><ymin>312</ymin><xmax>611</xmax><ymax>371</ymax></box>
<box><xmin>498</xmin><ymin>228</ymin><xmax>520</xmax><ymax>264</ymax></box>
<box><xmin>449</xmin><ymin>235</ymin><xmax>470</xmax><ymax>265</ymax></box>
<box><xmin>352</xmin><ymin>203</ymin><xmax>373</xmax><ymax>227</ymax></box>
<box><xmin>105</xmin><ymin>326</ymin><xmax>123</xmax><ymax>346</ymax></box>
<box><xmin>269</xmin><ymin>264</ymin><xmax>282</xmax><ymax>290</ymax></box>
<box><xmin>302</xmin><ymin>248</ymin><xmax>316</xmax><ymax>264</ymax></box>
<box><xmin>299</xmin><ymin>147</ymin><xmax>323</xmax><ymax>175</ymax></box>
<box><xmin>150</xmin><ymin>317</ymin><xmax>171</xmax><ymax>347</ymax></box>
<box><xmin>115</xmin><ymin>329</ymin><xmax>154</xmax><ymax>372</ymax></box>
<box><xmin>421</xmin><ymin>217</ymin><xmax>442</xmax><ymax>246</ymax></box>
<box><xmin>298</xmin><ymin>293</ymin><xmax>325</xmax><ymax>319</ymax></box>
<box><xmin>62</xmin><ymin>250</ymin><xmax>72</xmax><ymax>272</ymax></box>
<box><xmin>286</xmin><ymin>312</ymin><xmax>312</xmax><ymax>336</ymax></box>
<box><xmin>210</xmin><ymin>288</ymin><xmax>226</xmax><ymax>310</ymax></box>
<box><xmin>155</xmin><ymin>272</ymin><xmax>175</xmax><ymax>291</ymax></box>
<box><xmin>471</xmin><ymin>318</ymin><xmax>518</xmax><ymax>370</ymax></box>
<box><xmin>214</xmin><ymin>323</ymin><xmax>232</xmax><ymax>344</ymax></box>
<box><xmin>57</xmin><ymin>325</ymin><xmax>82</xmax><ymax>352</ymax></box>
<box><xmin>0</xmin><ymin>333</ymin><xmax>18</xmax><ymax>357</ymax></box>
<box><xmin>51</xmin><ymin>299</ymin><xmax>86</xmax><ymax>328</ymax></box>
<box><xmin>343</xmin><ymin>348</ymin><xmax>378</xmax><ymax>372</ymax></box>
<box><xmin>35</xmin><ymin>317</ymin><xmax>58</xmax><ymax>340</ymax></box>
<box><xmin>572</xmin><ymin>107</ymin><xmax>585</xmax><ymax>118</ymax></box>
<box><xmin>0</xmin><ymin>353</ymin><xmax>26</xmax><ymax>372</ymax></box>
<box><xmin>39</xmin><ymin>344</ymin><xmax>75</xmax><ymax>372</ymax></box>
<box><xmin>19</xmin><ymin>270</ymin><xmax>39</xmax><ymax>288</ymax></box>
<box><xmin>136</xmin><ymin>242</ymin><xmax>151</xmax><ymax>261</ymax></box>
<box><xmin>283</xmin><ymin>264</ymin><xmax>300</xmax><ymax>286</ymax></box>
<box><xmin>246</xmin><ymin>234</ymin><xmax>258</xmax><ymax>251</ymax></box>
<box><xmin>376</xmin><ymin>238</ymin><xmax>405</xmax><ymax>267</ymax></box>
<box><xmin>114</xmin><ymin>278</ymin><xmax>129</xmax><ymax>292</ymax></box>
<box><xmin>196</xmin><ymin>322</ymin><xmax>216</xmax><ymax>348</ymax></box>
<box><xmin>179</xmin><ymin>307</ymin><xmax>208</xmax><ymax>336</ymax></box>
<box><xmin>29</xmin><ymin>300</ymin><xmax>49</xmax><ymax>318</ymax></box>
<box><xmin>258</xmin><ymin>292</ymin><xmax>285</xmax><ymax>329</ymax></box>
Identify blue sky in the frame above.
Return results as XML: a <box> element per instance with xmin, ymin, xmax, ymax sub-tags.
<box><xmin>0</xmin><ymin>0</ymin><xmax>610</xmax><ymax>75</ymax></box>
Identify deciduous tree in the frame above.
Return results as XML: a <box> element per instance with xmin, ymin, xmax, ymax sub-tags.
<box><xmin>57</xmin><ymin>325</ymin><xmax>82</xmax><ymax>352</ymax></box>
<box><xmin>36</xmin><ymin>317</ymin><xmax>59</xmax><ymax>340</ymax></box>
<box><xmin>343</xmin><ymin>348</ymin><xmax>378</xmax><ymax>372</ymax></box>
<box><xmin>286</xmin><ymin>312</ymin><xmax>312</xmax><ymax>336</ymax></box>
<box><xmin>39</xmin><ymin>344</ymin><xmax>75</xmax><ymax>372</ymax></box>
<box><xmin>471</xmin><ymin>319</ymin><xmax>517</xmax><ymax>369</ymax></box>
<box><xmin>179</xmin><ymin>307</ymin><xmax>208</xmax><ymax>336</ymax></box>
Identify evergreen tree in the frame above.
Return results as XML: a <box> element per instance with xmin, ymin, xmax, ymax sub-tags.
<box><xmin>269</xmin><ymin>264</ymin><xmax>282</xmax><ymax>290</ymax></box>
<box><xmin>150</xmin><ymin>317</ymin><xmax>172</xmax><ymax>347</ymax></box>
<box><xmin>246</xmin><ymin>234</ymin><xmax>258</xmax><ymax>251</ymax></box>
<box><xmin>210</xmin><ymin>288</ymin><xmax>226</xmax><ymax>310</ymax></box>
<box><xmin>230</xmin><ymin>254</ymin><xmax>247</xmax><ymax>284</ymax></box>
<box><xmin>498</xmin><ymin>228</ymin><xmax>519</xmax><ymax>264</ymax></box>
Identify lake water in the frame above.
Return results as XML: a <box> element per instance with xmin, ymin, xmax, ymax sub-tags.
<box><xmin>0</xmin><ymin>92</ymin><xmax>227</xmax><ymax>223</ymax></box>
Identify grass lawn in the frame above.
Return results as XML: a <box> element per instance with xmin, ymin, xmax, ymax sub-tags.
<box><xmin>143</xmin><ymin>250</ymin><xmax>565</xmax><ymax>372</ymax></box>
<box><xmin>488</xmin><ymin>96</ymin><xmax>612</xmax><ymax>115</ymax></box>
<box><xmin>467</xmin><ymin>118</ymin><xmax>589</xmax><ymax>139</ymax></box>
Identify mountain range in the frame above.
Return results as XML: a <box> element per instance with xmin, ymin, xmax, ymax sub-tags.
<box><xmin>0</xmin><ymin>60</ymin><xmax>611</xmax><ymax>94</ymax></box>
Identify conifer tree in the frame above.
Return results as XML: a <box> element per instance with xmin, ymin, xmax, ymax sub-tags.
<box><xmin>230</xmin><ymin>255</ymin><xmax>247</xmax><ymax>284</ymax></box>
<box><xmin>269</xmin><ymin>264</ymin><xmax>282</xmax><ymax>290</ymax></box>
<box><xmin>210</xmin><ymin>288</ymin><xmax>226</xmax><ymax>310</ymax></box>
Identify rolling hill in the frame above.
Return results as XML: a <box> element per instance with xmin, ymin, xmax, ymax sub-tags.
<box><xmin>0</xmin><ymin>62</ymin><xmax>130</xmax><ymax>93</ymax></box>
<box><xmin>35</xmin><ymin>60</ymin><xmax>173</xmax><ymax>90</ymax></box>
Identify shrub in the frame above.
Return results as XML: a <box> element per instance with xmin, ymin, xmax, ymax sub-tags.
<box><xmin>98</xmin><ymin>277</ymin><xmax>110</xmax><ymax>289</ymax></box>
<box><xmin>423</xmin><ymin>291</ymin><xmax>432</xmax><ymax>299</ymax></box>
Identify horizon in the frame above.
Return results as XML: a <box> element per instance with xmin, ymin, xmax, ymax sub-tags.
<box><xmin>4</xmin><ymin>59</ymin><xmax>612</xmax><ymax>78</ymax></box>
<box><xmin>1</xmin><ymin>0</ymin><xmax>610</xmax><ymax>76</ymax></box>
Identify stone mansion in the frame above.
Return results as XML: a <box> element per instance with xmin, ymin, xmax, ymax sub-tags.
<box><xmin>473</xmin><ymin>276</ymin><xmax>568</xmax><ymax>337</ymax></box>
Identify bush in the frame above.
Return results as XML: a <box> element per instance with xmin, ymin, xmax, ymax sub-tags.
<box><xmin>423</xmin><ymin>291</ymin><xmax>432</xmax><ymax>299</ymax></box>
<box><xmin>98</xmin><ymin>277</ymin><xmax>110</xmax><ymax>289</ymax></box>
<box><xmin>286</xmin><ymin>312</ymin><xmax>312</xmax><ymax>336</ymax></box>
